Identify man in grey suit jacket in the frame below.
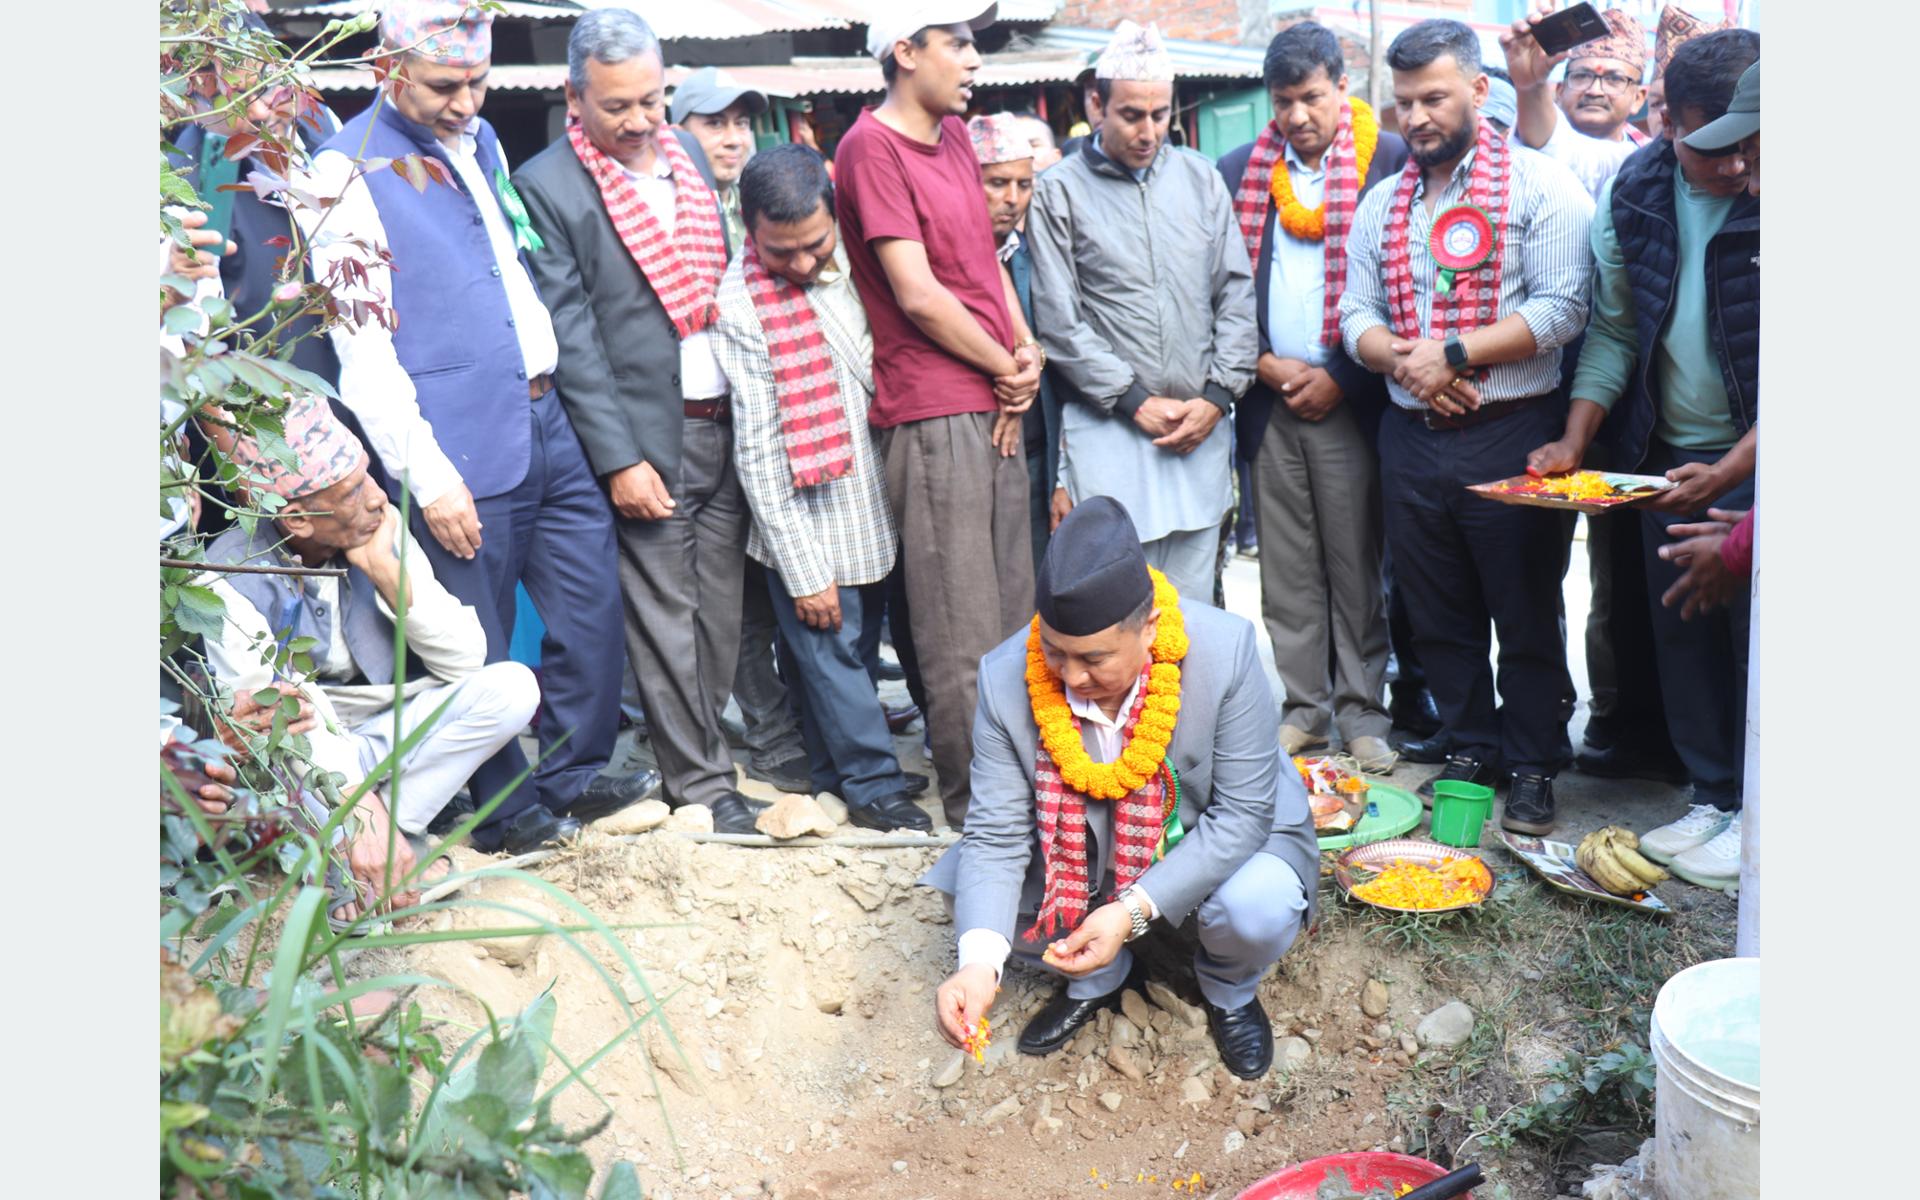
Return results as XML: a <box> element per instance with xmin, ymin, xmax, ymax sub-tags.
<box><xmin>923</xmin><ymin>498</ymin><xmax>1318</xmax><ymax>1080</ymax></box>
<box><xmin>514</xmin><ymin>10</ymin><xmax>763</xmax><ymax>833</ymax></box>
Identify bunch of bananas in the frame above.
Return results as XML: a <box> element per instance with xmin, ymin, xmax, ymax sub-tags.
<box><xmin>1575</xmin><ymin>826</ymin><xmax>1669</xmax><ymax>896</ymax></box>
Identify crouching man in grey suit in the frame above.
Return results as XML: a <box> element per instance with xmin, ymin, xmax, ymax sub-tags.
<box><xmin>922</xmin><ymin>496</ymin><xmax>1318</xmax><ymax>1080</ymax></box>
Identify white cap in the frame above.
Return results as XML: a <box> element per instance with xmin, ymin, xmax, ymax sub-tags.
<box><xmin>865</xmin><ymin>3</ymin><xmax>998</xmax><ymax>62</ymax></box>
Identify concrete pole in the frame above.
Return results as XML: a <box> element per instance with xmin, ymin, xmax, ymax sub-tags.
<box><xmin>1736</xmin><ymin>509</ymin><xmax>1760</xmax><ymax>955</ymax></box>
<box><xmin>1368</xmin><ymin>0</ymin><xmax>1386</xmax><ymax>112</ymax></box>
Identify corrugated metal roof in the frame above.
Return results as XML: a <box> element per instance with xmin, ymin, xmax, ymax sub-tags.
<box><xmin>279</xmin><ymin>0</ymin><xmax>581</xmax><ymax>21</ymax></box>
<box><xmin>572</xmin><ymin>0</ymin><xmax>850</xmax><ymax>39</ymax></box>
<box><xmin>1027</xmin><ymin>25</ymin><xmax>1263</xmax><ymax>79</ymax></box>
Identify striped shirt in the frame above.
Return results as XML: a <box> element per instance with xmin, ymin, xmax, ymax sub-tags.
<box><xmin>713</xmin><ymin>242</ymin><xmax>898</xmax><ymax>597</ymax></box>
<box><xmin>1340</xmin><ymin>142</ymin><xmax>1595</xmax><ymax>411</ymax></box>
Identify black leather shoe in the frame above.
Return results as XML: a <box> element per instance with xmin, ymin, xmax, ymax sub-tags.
<box><xmin>902</xmin><ymin>771</ymin><xmax>931</xmax><ymax>798</ymax></box>
<box><xmin>1394</xmin><ymin>734</ymin><xmax>1455</xmax><ymax>765</ymax></box>
<box><xmin>745</xmin><ymin>754</ymin><xmax>814</xmax><ymax>795</ymax></box>
<box><xmin>884</xmin><ymin>702</ymin><xmax>922</xmax><ymax>734</ymax></box>
<box><xmin>497</xmin><ymin>807</ymin><xmax>583</xmax><ymax>855</ymax></box>
<box><xmin>848</xmin><ymin>792</ymin><xmax>932</xmax><ymax>833</ymax></box>
<box><xmin>1019</xmin><ymin>979</ymin><xmax>1131</xmax><ymax>1056</ymax></box>
<box><xmin>1416</xmin><ymin>754</ymin><xmax>1504</xmax><ymax>803</ymax></box>
<box><xmin>564</xmin><ymin>768</ymin><xmax>664</xmax><ymax>824</ymax></box>
<box><xmin>1388</xmin><ymin>687</ymin><xmax>1443</xmax><ymax>738</ymax></box>
<box><xmin>873</xmin><ymin>658</ymin><xmax>907</xmax><ymax>682</ymax></box>
<box><xmin>711</xmin><ymin>792</ymin><xmax>762</xmax><ymax>834</ymax></box>
<box><xmin>1580</xmin><ymin>712</ymin><xmax>1619</xmax><ymax>753</ymax></box>
<box><xmin>1573</xmin><ymin>742</ymin><xmax>1690</xmax><ymax>785</ymax></box>
<box><xmin>1206</xmin><ymin>996</ymin><xmax>1276</xmax><ymax>1080</ymax></box>
<box><xmin>427</xmin><ymin>789</ymin><xmax>476</xmax><ymax>836</ymax></box>
<box><xmin>1501</xmin><ymin>773</ymin><xmax>1557</xmax><ymax>835</ymax></box>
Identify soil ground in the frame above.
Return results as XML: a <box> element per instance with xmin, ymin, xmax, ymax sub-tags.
<box><xmin>349</xmin><ymin>529</ymin><xmax>1738</xmax><ymax>1199</ymax></box>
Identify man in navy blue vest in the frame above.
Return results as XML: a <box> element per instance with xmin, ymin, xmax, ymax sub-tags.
<box><xmin>302</xmin><ymin>2</ymin><xmax>649</xmax><ymax>853</ymax></box>
<box><xmin>1526</xmin><ymin>30</ymin><xmax>1759</xmax><ymax>891</ymax></box>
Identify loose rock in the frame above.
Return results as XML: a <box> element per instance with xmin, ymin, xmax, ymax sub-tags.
<box><xmin>1120</xmin><ymin>989</ymin><xmax>1154</xmax><ymax>1031</ymax></box>
<box><xmin>982</xmin><ymin>1096</ymin><xmax>1022</xmax><ymax>1124</ymax></box>
<box><xmin>1276</xmin><ymin>1037</ymin><xmax>1313</xmax><ymax>1073</ymax></box>
<box><xmin>813</xmin><ymin>792</ymin><xmax>849</xmax><ymax>825</ymax></box>
<box><xmin>1417</xmin><ymin>1001</ymin><xmax>1476</xmax><ymax>1049</ymax></box>
<box><xmin>593</xmin><ymin>798</ymin><xmax>671</xmax><ymax>836</ymax></box>
<box><xmin>1105</xmin><ymin>1044</ymin><xmax>1147</xmax><ymax>1082</ymax></box>
<box><xmin>1181</xmin><ymin>1076</ymin><xmax>1212</xmax><ymax>1106</ymax></box>
<box><xmin>756</xmin><ymin>793</ymin><xmax>838</xmax><ymax>840</ymax></box>
<box><xmin>1223</xmin><ymin>1129</ymin><xmax>1247</xmax><ymax>1154</ymax></box>
<box><xmin>1361</xmin><ymin>978</ymin><xmax>1391</xmax><ymax>1018</ymax></box>
<box><xmin>664</xmin><ymin>804</ymin><xmax>714</xmax><ymax>834</ymax></box>
<box><xmin>1146</xmin><ymin>979</ymin><xmax>1208</xmax><ymax>1029</ymax></box>
<box><xmin>1400</xmin><ymin>1033</ymin><xmax>1420</xmax><ymax>1056</ymax></box>
<box><xmin>1110</xmin><ymin>1015</ymin><xmax>1140</xmax><ymax>1047</ymax></box>
<box><xmin>1099</xmin><ymin>1091</ymin><xmax>1123</xmax><ymax>1112</ymax></box>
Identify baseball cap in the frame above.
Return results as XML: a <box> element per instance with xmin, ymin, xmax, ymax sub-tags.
<box><xmin>865</xmin><ymin>3</ymin><xmax>998</xmax><ymax>62</ymax></box>
<box><xmin>670</xmin><ymin>67</ymin><xmax>770</xmax><ymax>125</ymax></box>
<box><xmin>1680</xmin><ymin>60</ymin><xmax>1758</xmax><ymax>151</ymax></box>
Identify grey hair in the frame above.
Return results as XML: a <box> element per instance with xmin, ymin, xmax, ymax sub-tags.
<box><xmin>567</xmin><ymin>8</ymin><xmax>662</xmax><ymax>94</ymax></box>
<box><xmin>1117</xmin><ymin>592</ymin><xmax>1156</xmax><ymax>632</ymax></box>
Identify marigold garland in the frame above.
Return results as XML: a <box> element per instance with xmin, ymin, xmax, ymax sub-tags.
<box><xmin>1026</xmin><ymin>568</ymin><xmax>1188</xmax><ymax>801</ymax></box>
<box><xmin>1269</xmin><ymin>96</ymin><xmax>1379</xmax><ymax>241</ymax></box>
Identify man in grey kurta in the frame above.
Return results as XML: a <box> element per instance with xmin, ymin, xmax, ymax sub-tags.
<box><xmin>1026</xmin><ymin>22</ymin><xmax>1258</xmax><ymax>602</ymax></box>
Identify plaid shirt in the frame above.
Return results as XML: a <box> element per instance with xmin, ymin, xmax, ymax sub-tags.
<box><xmin>1340</xmin><ymin>143</ymin><xmax>1594</xmax><ymax>410</ymax></box>
<box><xmin>713</xmin><ymin>242</ymin><xmax>897</xmax><ymax>596</ymax></box>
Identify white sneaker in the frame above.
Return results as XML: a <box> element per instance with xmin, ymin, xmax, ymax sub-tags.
<box><xmin>1637</xmin><ymin>804</ymin><xmax>1732</xmax><ymax>865</ymax></box>
<box><xmin>1669</xmin><ymin>813</ymin><xmax>1742</xmax><ymax>891</ymax></box>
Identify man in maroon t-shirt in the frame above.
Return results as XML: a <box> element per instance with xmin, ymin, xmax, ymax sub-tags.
<box><xmin>836</xmin><ymin>2</ymin><xmax>1043</xmax><ymax>830</ymax></box>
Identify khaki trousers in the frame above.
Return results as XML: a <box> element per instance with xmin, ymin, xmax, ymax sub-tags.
<box><xmin>877</xmin><ymin>411</ymin><xmax>1035</xmax><ymax>828</ymax></box>
<box><xmin>1252</xmin><ymin>402</ymin><xmax>1391</xmax><ymax>742</ymax></box>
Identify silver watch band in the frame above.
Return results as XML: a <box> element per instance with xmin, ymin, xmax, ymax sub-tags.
<box><xmin>1119</xmin><ymin>888</ymin><xmax>1151</xmax><ymax>941</ymax></box>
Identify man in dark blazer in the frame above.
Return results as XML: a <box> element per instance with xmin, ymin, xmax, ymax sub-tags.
<box><xmin>1216</xmin><ymin>23</ymin><xmax>1434</xmax><ymax>772</ymax></box>
<box><xmin>925</xmin><ymin>499</ymin><xmax>1318</xmax><ymax>1081</ymax></box>
<box><xmin>514</xmin><ymin>8</ymin><xmax>765</xmax><ymax>834</ymax></box>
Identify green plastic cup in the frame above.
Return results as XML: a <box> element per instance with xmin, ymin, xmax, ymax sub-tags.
<box><xmin>1428</xmin><ymin>780</ymin><xmax>1494</xmax><ymax>847</ymax></box>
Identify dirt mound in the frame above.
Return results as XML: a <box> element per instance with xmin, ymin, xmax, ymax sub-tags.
<box><xmin>368</xmin><ymin>826</ymin><xmax>1569</xmax><ymax>1200</ymax></box>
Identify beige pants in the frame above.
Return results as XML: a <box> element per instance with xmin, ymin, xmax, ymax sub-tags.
<box><xmin>877</xmin><ymin>411</ymin><xmax>1035</xmax><ymax>828</ymax></box>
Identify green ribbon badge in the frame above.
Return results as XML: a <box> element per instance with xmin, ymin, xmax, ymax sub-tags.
<box><xmin>494</xmin><ymin>167</ymin><xmax>545</xmax><ymax>254</ymax></box>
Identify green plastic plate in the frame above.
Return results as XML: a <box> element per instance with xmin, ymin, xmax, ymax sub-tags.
<box><xmin>1315</xmin><ymin>782</ymin><xmax>1422</xmax><ymax>851</ymax></box>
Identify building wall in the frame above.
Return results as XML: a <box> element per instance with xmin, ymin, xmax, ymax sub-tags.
<box><xmin>1056</xmin><ymin>0</ymin><xmax>1262</xmax><ymax>44</ymax></box>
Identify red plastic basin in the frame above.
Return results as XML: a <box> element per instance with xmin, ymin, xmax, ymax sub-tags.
<box><xmin>1234</xmin><ymin>1152</ymin><xmax>1473</xmax><ymax>1200</ymax></box>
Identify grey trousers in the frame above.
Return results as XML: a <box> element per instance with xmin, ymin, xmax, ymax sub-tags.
<box><xmin>615</xmin><ymin>418</ymin><xmax>749</xmax><ymax>809</ymax></box>
<box><xmin>876</xmin><ymin>411</ymin><xmax>1034</xmax><ymax>828</ymax></box>
<box><xmin>1252</xmin><ymin>403</ymin><xmax>1391</xmax><ymax>741</ymax></box>
<box><xmin>733</xmin><ymin>559</ymin><xmax>806</xmax><ymax>768</ymax></box>
<box><xmin>1142</xmin><ymin>525</ymin><xmax>1222</xmax><ymax>604</ymax></box>
<box><xmin>1005</xmin><ymin>852</ymin><xmax>1308</xmax><ymax>1009</ymax></box>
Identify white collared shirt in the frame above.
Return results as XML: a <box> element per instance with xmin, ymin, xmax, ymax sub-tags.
<box><xmin>299</xmin><ymin>120</ymin><xmax>558</xmax><ymax>507</ymax></box>
<box><xmin>619</xmin><ymin>154</ymin><xmax>730</xmax><ymax>401</ymax></box>
<box><xmin>956</xmin><ymin>679</ymin><xmax>1162</xmax><ymax>981</ymax></box>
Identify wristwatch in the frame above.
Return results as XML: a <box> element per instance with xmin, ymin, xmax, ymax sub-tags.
<box><xmin>1015</xmin><ymin>336</ymin><xmax>1047</xmax><ymax>371</ymax></box>
<box><xmin>1117</xmin><ymin>887</ymin><xmax>1152</xmax><ymax>942</ymax></box>
<box><xmin>1443</xmin><ymin>334</ymin><xmax>1471</xmax><ymax>372</ymax></box>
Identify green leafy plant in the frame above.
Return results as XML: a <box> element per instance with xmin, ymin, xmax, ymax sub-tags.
<box><xmin>158</xmin><ymin>4</ymin><xmax>667</xmax><ymax>1196</ymax></box>
<box><xmin>1492</xmin><ymin>1040</ymin><xmax>1657</xmax><ymax>1148</ymax></box>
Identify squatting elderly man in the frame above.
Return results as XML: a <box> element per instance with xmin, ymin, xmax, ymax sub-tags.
<box><xmin>925</xmin><ymin>498</ymin><xmax>1318</xmax><ymax>1081</ymax></box>
<box><xmin>202</xmin><ymin>395</ymin><xmax>541</xmax><ymax>919</ymax></box>
<box><xmin>712</xmin><ymin>145</ymin><xmax>932</xmax><ymax>834</ymax></box>
<box><xmin>303</xmin><ymin>0</ymin><xmax>641</xmax><ymax>854</ymax></box>
<box><xmin>1027</xmin><ymin>20</ymin><xmax>1258</xmax><ymax>602</ymax></box>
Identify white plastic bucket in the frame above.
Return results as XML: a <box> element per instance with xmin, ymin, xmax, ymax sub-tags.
<box><xmin>1650</xmin><ymin>957</ymin><xmax>1760</xmax><ymax>1200</ymax></box>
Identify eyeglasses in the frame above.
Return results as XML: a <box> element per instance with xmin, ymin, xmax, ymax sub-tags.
<box><xmin>1565</xmin><ymin>70</ymin><xmax>1640</xmax><ymax>94</ymax></box>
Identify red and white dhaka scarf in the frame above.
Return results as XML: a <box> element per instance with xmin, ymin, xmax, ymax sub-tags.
<box><xmin>567</xmin><ymin>119</ymin><xmax>727</xmax><ymax>339</ymax></box>
<box><xmin>1231</xmin><ymin>101</ymin><xmax>1364</xmax><ymax>350</ymax></box>
<box><xmin>1026</xmin><ymin>668</ymin><xmax>1168</xmax><ymax>943</ymax></box>
<box><xmin>740</xmin><ymin>242</ymin><xmax>855</xmax><ymax>489</ymax></box>
<box><xmin>1383</xmin><ymin>116</ymin><xmax>1510</xmax><ymax>342</ymax></box>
